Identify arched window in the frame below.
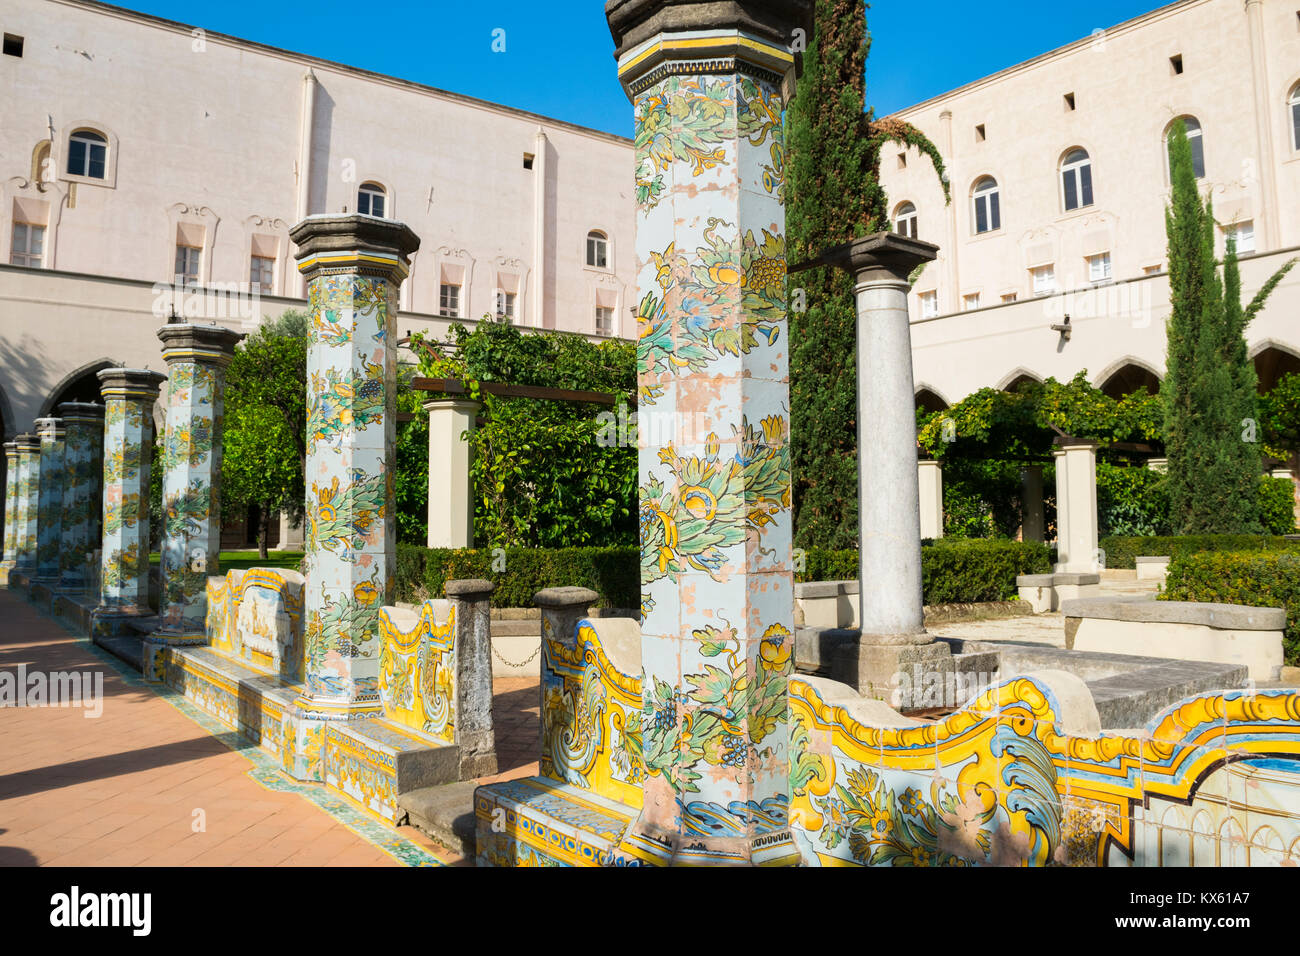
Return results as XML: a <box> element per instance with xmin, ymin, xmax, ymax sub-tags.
<box><xmin>1290</xmin><ymin>84</ymin><xmax>1300</xmax><ymax>151</ymax></box>
<box><xmin>972</xmin><ymin>177</ymin><xmax>1000</xmax><ymax>234</ymax></box>
<box><xmin>357</xmin><ymin>182</ymin><xmax>386</xmax><ymax>218</ymax></box>
<box><xmin>586</xmin><ymin>230</ymin><xmax>608</xmax><ymax>269</ymax></box>
<box><xmin>894</xmin><ymin>202</ymin><xmax>918</xmax><ymax>239</ymax></box>
<box><xmin>66</xmin><ymin>129</ymin><xmax>107</xmax><ymax>179</ymax></box>
<box><xmin>1167</xmin><ymin>116</ymin><xmax>1205</xmax><ymax>179</ymax></box>
<box><xmin>1060</xmin><ymin>148</ymin><xmax>1093</xmax><ymax>211</ymax></box>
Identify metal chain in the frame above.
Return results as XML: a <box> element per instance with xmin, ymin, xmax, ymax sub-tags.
<box><xmin>490</xmin><ymin>640</ymin><xmax>541</xmax><ymax>669</ymax></box>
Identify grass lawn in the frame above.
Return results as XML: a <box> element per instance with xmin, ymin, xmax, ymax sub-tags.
<box><xmin>149</xmin><ymin>551</ymin><xmax>304</xmax><ymax>572</ymax></box>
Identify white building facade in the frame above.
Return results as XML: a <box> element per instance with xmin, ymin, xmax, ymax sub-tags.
<box><xmin>0</xmin><ymin>0</ymin><xmax>636</xmax><ymax>436</ymax></box>
<box><xmin>878</xmin><ymin>0</ymin><xmax>1300</xmax><ymax>411</ymax></box>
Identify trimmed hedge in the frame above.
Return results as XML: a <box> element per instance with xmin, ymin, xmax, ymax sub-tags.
<box><xmin>1260</xmin><ymin>476</ymin><xmax>1299</xmax><ymax>536</ymax></box>
<box><xmin>1162</xmin><ymin>550</ymin><xmax>1300</xmax><ymax>666</ymax></box>
<box><xmin>1099</xmin><ymin>534</ymin><xmax>1300</xmax><ymax>570</ymax></box>
<box><xmin>392</xmin><ymin>539</ymin><xmax>1052</xmax><ymax>609</ymax></box>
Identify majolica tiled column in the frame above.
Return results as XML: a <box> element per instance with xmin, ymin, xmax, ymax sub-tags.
<box><xmin>92</xmin><ymin>368</ymin><xmax>166</xmax><ymax>640</ymax></box>
<box><xmin>33</xmin><ymin>417</ymin><xmax>66</xmax><ymax>582</ymax></box>
<box><xmin>1</xmin><ymin>441</ymin><xmax>18</xmax><ymax>583</ymax></box>
<box><xmin>150</xmin><ymin>324</ymin><xmax>242</xmax><ymax>647</ymax></box>
<box><xmin>291</xmin><ymin>214</ymin><xmax>419</xmax><ymax>721</ymax></box>
<box><xmin>608</xmin><ymin>0</ymin><xmax>812</xmax><ymax>866</ymax></box>
<box><xmin>12</xmin><ymin>434</ymin><xmax>40</xmax><ymax>574</ymax></box>
<box><xmin>57</xmin><ymin>402</ymin><xmax>106</xmax><ymax>591</ymax></box>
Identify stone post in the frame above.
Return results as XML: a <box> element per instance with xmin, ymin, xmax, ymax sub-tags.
<box><xmin>12</xmin><ymin>434</ymin><xmax>41</xmax><ymax>574</ymax></box>
<box><xmin>1054</xmin><ymin>438</ymin><xmax>1099</xmax><ymax>573</ymax></box>
<box><xmin>57</xmin><ymin>402</ymin><xmax>106</xmax><ymax>591</ymax></box>
<box><xmin>819</xmin><ymin>235</ymin><xmax>955</xmax><ymax>707</ymax></box>
<box><xmin>272</xmin><ymin>511</ymin><xmax>305</xmax><ymax>551</ymax></box>
<box><xmin>917</xmin><ymin>459</ymin><xmax>944</xmax><ymax>540</ymax></box>
<box><xmin>425</xmin><ymin>398</ymin><xmax>478</xmax><ymax>548</ymax></box>
<box><xmin>446</xmin><ymin>577</ymin><xmax>498</xmax><ymax>778</ymax></box>
<box><xmin>149</xmin><ymin>324</ymin><xmax>242</xmax><ymax>655</ymax></box>
<box><xmin>93</xmin><ymin>369</ymin><xmax>166</xmax><ymax>640</ymax></box>
<box><xmin>291</xmin><ymin>214</ymin><xmax>419</xmax><ymax>721</ymax></box>
<box><xmin>1</xmin><ymin>441</ymin><xmax>18</xmax><ymax>583</ymax></box>
<box><xmin>609</xmin><ymin>0</ymin><xmax>812</xmax><ymax>866</ymax></box>
<box><xmin>33</xmin><ymin>417</ymin><xmax>66</xmax><ymax>582</ymax></box>
<box><xmin>1021</xmin><ymin>464</ymin><xmax>1045</xmax><ymax>543</ymax></box>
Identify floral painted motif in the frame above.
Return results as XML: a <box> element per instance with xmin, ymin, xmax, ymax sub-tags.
<box><xmin>97</xmin><ymin>375</ymin><xmax>162</xmax><ymax>610</ymax></box>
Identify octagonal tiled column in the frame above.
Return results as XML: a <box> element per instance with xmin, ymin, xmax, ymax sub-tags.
<box><xmin>11</xmin><ymin>434</ymin><xmax>40</xmax><ymax>574</ymax></box>
<box><xmin>92</xmin><ymin>368</ymin><xmax>167</xmax><ymax>642</ymax></box>
<box><xmin>33</xmin><ymin>417</ymin><xmax>66</xmax><ymax>582</ymax></box>
<box><xmin>290</xmin><ymin>214</ymin><xmax>419</xmax><ymax>732</ymax></box>
<box><xmin>1</xmin><ymin>441</ymin><xmax>18</xmax><ymax>583</ymax></box>
<box><xmin>608</xmin><ymin>0</ymin><xmax>812</xmax><ymax>866</ymax></box>
<box><xmin>57</xmin><ymin>402</ymin><xmax>106</xmax><ymax>591</ymax></box>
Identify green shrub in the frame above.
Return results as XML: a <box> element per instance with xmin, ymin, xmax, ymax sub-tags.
<box><xmin>1162</xmin><ymin>550</ymin><xmax>1300</xmax><ymax>666</ymax></box>
<box><xmin>799</xmin><ymin>539</ymin><xmax>1051</xmax><ymax>604</ymax></box>
<box><xmin>1096</xmin><ymin>464</ymin><xmax>1171</xmax><ymax>537</ymax></box>
<box><xmin>1259</xmin><ymin>476</ymin><xmax>1298</xmax><ymax>535</ymax></box>
<box><xmin>1099</xmin><ymin>534</ymin><xmax>1299</xmax><ymax>570</ymax></box>
<box><xmin>392</xmin><ymin>544</ymin><xmax>640</xmax><ymax>609</ymax></box>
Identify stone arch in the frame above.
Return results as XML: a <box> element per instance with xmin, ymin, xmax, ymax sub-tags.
<box><xmin>1250</xmin><ymin>341</ymin><xmax>1300</xmax><ymax>393</ymax></box>
<box><xmin>37</xmin><ymin>356</ymin><xmax>118</xmax><ymax>420</ymax></box>
<box><xmin>996</xmin><ymin>367</ymin><xmax>1042</xmax><ymax>393</ymax></box>
<box><xmin>1094</xmin><ymin>357</ymin><xmax>1162</xmax><ymax>399</ymax></box>
<box><xmin>0</xmin><ymin>379</ymin><xmax>16</xmax><ymax>440</ymax></box>
<box><xmin>914</xmin><ymin>384</ymin><xmax>949</xmax><ymax>415</ymax></box>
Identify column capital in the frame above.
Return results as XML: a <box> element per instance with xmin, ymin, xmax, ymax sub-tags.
<box><xmin>97</xmin><ymin>368</ymin><xmax>168</xmax><ymax>402</ymax></box>
<box><xmin>157</xmin><ymin>323</ymin><xmax>244</xmax><ymax>368</ymax></box>
<box><xmin>606</xmin><ymin>0</ymin><xmax>813</xmax><ymax>97</ymax></box>
<box><xmin>34</xmin><ymin>418</ymin><xmax>65</xmax><ymax>440</ymax></box>
<box><xmin>14</xmin><ymin>433</ymin><xmax>40</xmax><ymax>453</ymax></box>
<box><xmin>290</xmin><ymin>214</ymin><xmax>420</xmax><ymax>284</ymax></box>
<box><xmin>3</xmin><ymin>441</ymin><xmax>17</xmax><ymax>458</ymax></box>
<box><xmin>422</xmin><ymin>397</ymin><xmax>481</xmax><ymax>415</ymax></box>
<box><xmin>534</xmin><ymin>586</ymin><xmax>598</xmax><ymax>609</ymax></box>
<box><xmin>1054</xmin><ymin>436</ymin><xmax>1099</xmax><ymax>452</ymax></box>
<box><xmin>57</xmin><ymin>402</ymin><xmax>106</xmax><ymax>425</ymax></box>
<box><xmin>816</xmin><ymin>232</ymin><xmax>940</xmax><ymax>285</ymax></box>
<box><xmin>445</xmin><ymin>578</ymin><xmax>495</xmax><ymax>601</ymax></box>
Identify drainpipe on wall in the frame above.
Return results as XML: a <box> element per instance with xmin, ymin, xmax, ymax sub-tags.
<box><xmin>294</xmin><ymin>70</ymin><xmax>318</xmax><ymax>297</ymax></box>
<box><xmin>532</xmin><ymin>126</ymin><xmax>549</xmax><ymax>328</ymax></box>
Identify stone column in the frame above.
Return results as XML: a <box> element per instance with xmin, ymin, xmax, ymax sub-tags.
<box><xmin>1</xmin><ymin>442</ymin><xmax>18</xmax><ymax>583</ymax></box>
<box><xmin>12</xmin><ymin>434</ymin><xmax>40</xmax><ymax>573</ymax></box>
<box><xmin>1054</xmin><ymin>439</ymin><xmax>1099</xmax><ymax>573</ymax></box>
<box><xmin>272</xmin><ymin>511</ymin><xmax>305</xmax><ymax>551</ymax></box>
<box><xmin>93</xmin><ymin>369</ymin><xmax>166</xmax><ymax>639</ymax></box>
<box><xmin>917</xmin><ymin>459</ymin><xmax>944</xmax><ymax>540</ymax></box>
<box><xmin>820</xmin><ymin>234</ymin><xmax>954</xmax><ymax>708</ymax></box>
<box><xmin>425</xmin><ymin>397</ymin><xmax>477</xmax><ymax>548</ymax></box>
<box><xmin>291</xmin><ymin>214</ymin><xmax>419</xmax><ymax>720</ymax></box>
<box><xmin>150</xmin><ymin>325</ymin><xmax>243</xmax><ymax>649</ymax></box>
<box><xmin>609</xmin><ymin>0</ymin><xmax>812</xmax><ymax>867</ymax></box>
<box><xmin>446</xmin><ymin>577</ymin><xmax>497</xmax><ymax>777</ymax></box>
<box><xmin>57</xmin><ymin>402</ymin><xmax>106</xmax><ymax>591</ymax></box>
<box><xmin>33</xmin><ymin>417</ymin><xmax>66</xmax><ymax>582</ymax></box>
<box><xmin>1021</xmin><ymin>464</ymin><xmax>1045</xmax><ymax>543</ymax></box>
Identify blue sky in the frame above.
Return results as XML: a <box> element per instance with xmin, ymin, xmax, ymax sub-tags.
<box><xmin>120</xmin><ymin>0</ymin><xmax>1166</xmax><ymax>136</ymax></box>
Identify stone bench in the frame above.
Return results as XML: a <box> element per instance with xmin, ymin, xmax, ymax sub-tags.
<box><xmin>1016</xmin><ymin>572</ymin><xmax>1101</xmax><ymax>613</ymax></box>
<box><xmin>794</xmin><ymin>579</ymin><xmax>859</xmax><ymax>629</ymax></box>
<box><xmin>1061</xmin><ymin>596</ymin><xmax>1286</xmax><ymax>681</ymax></box>
<box><xmin>1135</xmin><ymin>556</ymin><xmax>1170</xmax><ymax>581</ymax></box>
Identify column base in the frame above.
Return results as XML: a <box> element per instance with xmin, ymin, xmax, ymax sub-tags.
<box><xmin>284</xmin><ymin>692</ymin><xmax>384</xmax><ymax>782</ymax></box>
<box><xmin>0</xmin><ymin>560</ymin><xmax>15</xmax><ymax>587</ymax></box>
<box><xmin>617</xmin><ymin>815</ymin><xmax>801</xmax><ymax>867</ymax></box>
<box><xmin>141</xmin><ymin>629</ymin><xmax>208</xmax><ymax>683</ymax></box>
<box><xmin>832</xmin><ymin>636</ymin><xmax>955</xmax><ymax>710</ymax></box>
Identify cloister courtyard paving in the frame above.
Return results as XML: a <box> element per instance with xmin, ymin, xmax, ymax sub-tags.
<box><xmin>0</xmin><ymin>589</ymin><xmax>539</xmax><ymax>867</ymax></box>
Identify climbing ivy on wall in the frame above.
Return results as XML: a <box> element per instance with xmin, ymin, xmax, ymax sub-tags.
<box><xmin>786</xmin><ymin>0</ymin><xmax>946</xmax><ymax>550</ymax></box>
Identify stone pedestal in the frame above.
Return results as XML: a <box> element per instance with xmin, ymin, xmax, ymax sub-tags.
<box><xmin>33</xmin><ymin>417</ymin><xmax>66</xmax><ymax>583</ymax></box>
<box><xmin>833</xmin><ymin>640</ymin><xmax>957</xmax><ymax>711</ymax></box>
<box><xmin>609</xmin><ymin>0</ymin><xmax>812</xmax><ymax>867</ymax></box>
<box><xmin>56</xmin><ymin>402</ymin><xmax>106</xmax><ymax>591</ymax></box>
<box><xmin>272</xmin><ymin>511</ymin><xmax>305</xmax><ymax>551</ymax></box>
<box><xmin>290</xmin><ymin>213</ymin><xmax>419</xmax><ymax>727</ymax></box>
<box><xmin>1021</xmin><ymin>464</ymin><xmax>1045</xmax><ymax>543</ymax></box>
<box><xmin>446</xmin><ymin>577</ymin><xmax>497</xmax><ymax>778</ymax></box>
<box><xmin>92</xmin><ymin>369</ymin><xmax>167</xmax><ymax>642</ymax></box>
<box><xmin>1055</xmin><ymin>438</ymin><xmax>1099</xmax><ymax>573</ymax></box>
<box><xmin>1</xmin><ymin>441</ymin><xmax>18</xmax><ymax>584</ymax></box>
<box><xmin>425</xmin><ymin>398</ymin><xmax>478</xmax><ymax>549</ymax></box>
<box><xmin>918</xmin><ymin>459</ymin><xmax>944</xmax><ymax>540</ymax></box>
<box><xmin>11</xmin><ymin>434</ymin><xmax>41</xmax><ymax>576</ymax></box>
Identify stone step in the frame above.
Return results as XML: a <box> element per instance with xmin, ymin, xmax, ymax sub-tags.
<box><xmin>397</xmin><ymin>779</ymin><xmax>480</xmax><ymax>856</ymax></box>
<box><xmin>490</xmin><ymin>619</ymin><xmax>541</xmax><ymax>638</ymax></box>
<box><xmin>95</xmin><ymin>633</ymin><xmax>144</xmax><ymax>670</ymax></box>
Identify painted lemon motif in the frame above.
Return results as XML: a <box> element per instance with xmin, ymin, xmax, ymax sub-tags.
<box><xmin>680</xmin><ymin>485</ymin><xmax>718</xmax><ymax>521</ymax></box>
<box><xmin>353</xmin><ymin>581</ymin><xmax>379</xmax><ymax>606</ymax></box>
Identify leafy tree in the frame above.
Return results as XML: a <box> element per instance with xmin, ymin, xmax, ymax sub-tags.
<box><xmin>1263</xmin><ymin>372</ymin><xmax>1300</xmax><ymax>471</ymax></box>
<box><xmin>223</xmin><ymin>310</ymin><xmax>307</xmax><ymax>558</ymax></box>
<box><xmin>786</xmin><ymin>0</ymin><xmax>946</xmax><ymax>549</ymax></box>
<box><xmin>1161</xmin><ymin>122</ymin><xmax>1295</xmax><ymax>533</ymax></box>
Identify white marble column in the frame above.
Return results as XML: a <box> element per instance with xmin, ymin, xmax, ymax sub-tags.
<box><xmin>1055</xmin><ymin>439</ymin><xmax>1099</xmax><ymax>573</ymax></box>
<box><xmin>917</xmin><ymin>459</ymin><xmax>944</xmax><ymax>540</ymax></box>
<box><xmin>424</xmin><ymin>398</ymin><xmax>477</xmax><ymax>549</ymax></box>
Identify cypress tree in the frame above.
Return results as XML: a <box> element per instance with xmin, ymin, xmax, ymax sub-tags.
<box><xmin>786</xmin><ymin>0</ymin><xmax>946</xmax><ymax>549</ymax></box>
<box><xmin>1162</xmin><ymin>121</ymin><xmax>1291</xmax><ymax>533</ymax></box>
